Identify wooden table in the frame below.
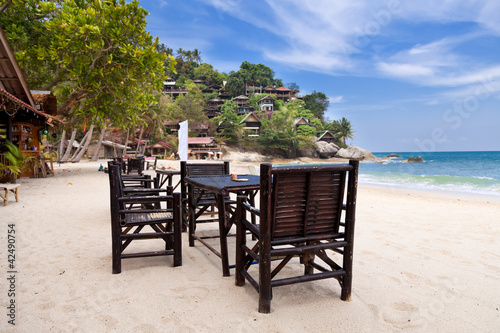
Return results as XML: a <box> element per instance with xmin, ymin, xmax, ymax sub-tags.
<box><xmin>155</xmin><ymin>169</ymin><xmax>181</xmax><ymax>190</ymax></box>
<box><xmin>184</xmin><ymin>174</ymin><xmax>260</xmax><ymax>276</ymax></box>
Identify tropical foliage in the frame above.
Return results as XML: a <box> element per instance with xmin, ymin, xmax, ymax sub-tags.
<box><xmin>0</xmin><ymin>1</ymin><xmax>355</xmax><ymax>160</ymax></box>
<box><xmin>0</xmin><ymin>0</ymin><xmax>172</xmax><ymax>129</ymax></box>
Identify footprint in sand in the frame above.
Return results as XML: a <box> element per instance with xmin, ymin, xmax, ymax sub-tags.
<box><xmin>378</xmin><ymin>301</ymin><xmax>425</xmax><ymax>329</ymax></box>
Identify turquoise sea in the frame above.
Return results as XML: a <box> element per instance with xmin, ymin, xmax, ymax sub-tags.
<box><xmin>360</xmin><ymin>151</ymin><xmax>500</xmax><ymax>197</ymax></box>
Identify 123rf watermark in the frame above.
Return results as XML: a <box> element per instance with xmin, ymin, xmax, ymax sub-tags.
<box><xmin>6</xmin><ymin>223</ymin><xmax>17</xmax><ymax>326</ymax></box>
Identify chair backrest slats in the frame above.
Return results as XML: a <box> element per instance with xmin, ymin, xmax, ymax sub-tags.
<box><xmin>263</xmin><ymin>163</ymin><xmax>355</xmax><ymax>241</ymax></box>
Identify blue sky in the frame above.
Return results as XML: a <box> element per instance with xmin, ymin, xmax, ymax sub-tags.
<box><xmin>138</xmin><ymin>0</ymin><xmax>500</xmax><ymax>152</ymax></box>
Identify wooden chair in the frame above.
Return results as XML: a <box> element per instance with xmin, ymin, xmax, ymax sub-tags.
<box><xmin>145</xmin><ymin>156</ymin><xmax>157</xmax><ymax>170</ymax></box>
<box><xmin>108</xmin><ymin>161</ymin><xmax>157</xmax><ymax>190</ymax></box>
<box><xmin>235</xmin><ymin>160</ymin><xmax>359</xmax><ymax>313</ymax></box>
<box><xmin>108</xmin><ymin>164</ymin><xmax>182</xmax><ymax>274</ymax></box>
<box><xmin>127</xmin><ymin>157</ymin><xmax>145</xmax><ymax>175</ymax></box>
<box><xmin>180</xmin><ymin>161</ymin><xmax>231</xmax><ymax>228</ymax></box>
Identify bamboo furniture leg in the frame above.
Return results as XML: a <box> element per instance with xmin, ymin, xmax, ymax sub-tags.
<box><xmin>0</xmin><ymin>184</ymin><xmax>20</xmax><ymax>206</ymax></box>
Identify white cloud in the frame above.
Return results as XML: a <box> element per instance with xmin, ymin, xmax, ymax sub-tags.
<box><xmin>329</xmin><ymin>95</ymin><xmax>344</xmax><ymax>103</ymax></box>
<box><xmin>378</xmin><ymin>62</ymin><xmax>435</xmax><ymax>77</ymax></box>
<box><xmin>201</xmin><ymin>0</ymin><xmax>500</xmax><ymax>81</ymax></box>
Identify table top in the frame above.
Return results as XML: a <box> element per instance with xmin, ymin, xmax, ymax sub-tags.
<box><xmin>184</xmin><ymin>174</ymin><xmax>260</xmax><ymax>195</ymax></box>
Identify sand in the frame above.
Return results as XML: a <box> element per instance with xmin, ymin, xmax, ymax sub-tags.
<box><xmin>1</xmin><ymin>157</ymin><xmax>499</xmax><ymax>332</ymax></box>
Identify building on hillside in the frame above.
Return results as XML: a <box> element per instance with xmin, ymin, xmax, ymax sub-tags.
<box><xmin>293</xmin><ymin>116</ymin><xmax>310</xmax><ymax>128</ymax></box>
<box><xmin>263</xmin><ymin>86</ymin><xmax>276</xmax><ymax>95</ymax></box>
<box><xmin>276</xmin><ymin>87</ymin><xmax>292</xmax><ymax>102</ymax></box>
<box><xmin>257</xmin><ymin>95</ymin><xmax>275</xmax><ymax>112</ymax></box>
<box><xmin>244</xmin><ymin>81</ymin><xmax>263</xmax><ymax>95</ymax></box>
<box><xmin>317</xmin><ymin>130</ymin><xmax>337</xmax><ymax>143</ymax></box>
<box><xmin>240</xmin><ymin>112</ymin><xmax>261</xmax><ymax>137</ymax></box>
<box><xmin>188</xmin><ymin>137</ymin><xmax>223</xmax><ymax>159</ymax></box>
<box><xmin>162</xmin><ymin>78</ymin><xmax>188</xmax><ymax>98</ymax></box>
<box><xmin>233</xmin><ymin>95</ymin><xmax>249</xmax><ymax>106</ymax></box>
<box><xmin>203</xmin><ymin>106</ymin><xmax>221</xmax><ymax>119</ymax></box>
<box><xmin>189</xmin><ymin>123</ymin><xmax>210</xmax><ymax>137</ymax></box>
<box><xmin>163</xmin><ymin>120</ymin><xmax>180</xmax><ymax>134</ymax></box>
<box><xmin>236</xmin><ymin>104</ymin><xmax>254</xmax><ymax>115</ymax></box>
<box><xmin>193</xmin><ymin>78</ymin><xmax>205</xmax><ymax>85</ymax></box>
<box><xmin>207</xmin><ymin>97</ymin><xmax>223</xmax><ymax>108</ymax></box>
<box><xmin>218</xmin><ymin>92</ymin><xmax>231</xmax><ymax>100</ymax></box>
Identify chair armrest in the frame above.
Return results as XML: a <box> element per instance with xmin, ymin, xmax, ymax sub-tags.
<box><xmin>242</xmin><ymin>201</ymin><xmax>260</xmax><ymax>217</ymax></box>
<box><xmin>118</xmin><ymin>195</ymin><xmax>172</xmax><ymax>204</ymax></box>
<box><xmin>122</xmin><ymin>188</ymin><xmax>169</xmax><ymax>195</ymax></box>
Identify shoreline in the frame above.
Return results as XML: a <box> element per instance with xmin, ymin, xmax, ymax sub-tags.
<box><xmin>40</xmin><ymin>158</ymin><xmax>500</xmax><ymax>203</ymax></box>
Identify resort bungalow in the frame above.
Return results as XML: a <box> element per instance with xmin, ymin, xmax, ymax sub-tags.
<box><xmin>188</xmin><ymin>137</ymin><xmax>223</xmax><ymax>159</ymax></box>
<box><xmin>257</xmin><ymin>95</ymin><xmax>275</xmax><ymax>112</ymax></box>
<box><xmin>240</xmin><ymin>112</ymin><xmax>261</xmax><ymax>137</ymax></box>
<box><xmin>318</xmin><ymin>130</ymin><xmax>337</xmax><ymax>143</ymax></box>
<box><xmin>293</xmin><ymin>116</ymin><xmax>310</xmax><ymax>128</ymax></box>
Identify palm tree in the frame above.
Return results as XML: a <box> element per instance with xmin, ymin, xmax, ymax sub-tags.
<box><xmin>192</xmin><ymin>49</ymin><xmax>202</xmax><ymax>64</ymax></box>
<box><xmin>176</xmin><ymin>48</ymin><xmax>184</xmax><ymax>61</ymax></box>
<box><xmin>335</xmin><ymin>117</ymin><xmax>355</xmax><ymax>146</ymax></box>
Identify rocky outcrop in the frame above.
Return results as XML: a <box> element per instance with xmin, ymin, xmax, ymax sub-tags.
<box><xmin>404</xmin><ymin>156</ymin><xmax>424</xmax><ymax>163</ymax></box>
<box><xmin>315</xmin><ymin>141</ymin><xmax>339</xmax><ymax>158</ymax></box>
<box><xmin>384</xmin><ymin>153</ymin><xmax>402</xmax><ymax>159</ymax></box>
<box><xmin>335</xmin><ymin>145</ymin><xmax>380</xmax><ymax>161</ymax></box>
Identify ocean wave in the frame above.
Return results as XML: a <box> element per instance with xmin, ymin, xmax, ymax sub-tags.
<box><xmin>359</xmin><ymin>173</ymin><xmax>500</xmax><ymax>196</ymax></box>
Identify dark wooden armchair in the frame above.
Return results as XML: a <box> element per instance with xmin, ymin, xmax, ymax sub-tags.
<box><xmin>108</xmin><ymin>161</ymin><xmax>158</xmax><ymax>190</ymax></box>
<box><xmin>235</xmin><ymin>160</ymin><xmax>359</xmax><ymax>313</ymax></box>
<box><xmin>180</xmin><ymin>161</ymin><xmax>231</xmax><ymax>228</ymax></box>
<box><xmin>127</xmin><ymin>157</ymin><xmax>145</xmax><ymax>175</ymax></box>
<box><xmin>108</xmin><ymin>164</ymin><xmax>182</xmax><ymax>274</ymax></box>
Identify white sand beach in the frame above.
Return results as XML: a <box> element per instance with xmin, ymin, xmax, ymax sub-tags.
<box><xmin>1</xmin><ymin>158</ymin><xmax>499</xmax><ymax>332</ymax></box>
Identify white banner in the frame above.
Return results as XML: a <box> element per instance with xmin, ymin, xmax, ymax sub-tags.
<box><xmin>178</xmin><ymin>120</ymin><xmax>188</xmax><ymax>161</ymax></box>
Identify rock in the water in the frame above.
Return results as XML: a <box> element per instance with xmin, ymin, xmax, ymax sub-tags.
<box><xmin>406</xmin><ymin>156</ymin><xmax>424</xmax><ymax>163</ymax></box>
<box><xmin>335</xmin><ymin>145</ymin><xmax>379</xmax><ymax>161</ymax></box>
<box><xmin>384</xmin><ymin>153</ymin><xmax>402</xmax><ymax>159</ymax></box>
<box><xmin>315</xmin><ymin>141</ymin><xmax>339</xmax><ymax>158</ymax></box>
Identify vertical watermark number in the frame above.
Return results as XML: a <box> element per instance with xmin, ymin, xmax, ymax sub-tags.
<box><xmin>6</xmin><ymin>224</ymin><xmax>16</xmax><ymax>326</ymax></box>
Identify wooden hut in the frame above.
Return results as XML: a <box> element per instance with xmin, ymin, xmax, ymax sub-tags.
<box><xmin>0</xmin><ymin>27</ymin><xmax>62</xmax><ymax>177</ymax></box>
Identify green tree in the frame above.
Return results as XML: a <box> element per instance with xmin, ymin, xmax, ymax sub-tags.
<box><xmin>225</xmin><ymin>70</ymin><xmax>247</xmax><ymax>97</ymax></box>
<box><xmin>213</xmin><ymin>100</ymin><xmax>243</xmax><ymax>144</ymax></box>
<box><xmin>193</xmin><ymin>63</ymin><xmax>223</xmax><ymax>85</ymax></box>
<box><xmin>225</xmin><ymin>61</ymin><xmax>284</xmax><ymax>97</ymax></box>
<box><xmin>303</xmin><ymin>91</ymin><xmax>329</xmax><ymax>121</ymax></box>
<box><xmin>296</xmin><ymin>125</ymin><xmax>317</xmax><ymax>137</ymax></box>
<box><xmin>1</xmin><ymin>0</ymin><xmax>172</xmax><ymax>129</ymax></box>
<box><xmin>259</xmin><ymin>107</ymin><xmax>300</xmax><ymax>158</ymax></box>
<box><xmin>168</xmin><ymin>82</ymin><xmax>207</xmax><ymax>125</ymax></box>
<box><xmin>328</xmin><ymin>117</ymin><xmax>354</xmax><ymax>146</ymax></box>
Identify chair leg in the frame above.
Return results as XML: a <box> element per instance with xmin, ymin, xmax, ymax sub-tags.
<box><xmin>112</xmin><ymin>237</ymin><xmax>122</xmax><ymax>274</ymax></box>
<box><xmin>341</xmin><ymin>244</ymin><xmax>353</xmax><ymax>301</ymax></box>
<box><xmin>235</xmin><ymin>198</ymin><xmax>246</xmax><ymax>286</ymax></box>
<box><xmin>165</xmin><ymin>222</ymin><xmax>173</xmax><ymax>250</ymax></box>
<box><xmin>173</xmin><ymin>220</ymin><xmax>182</xmax><ymax>267</ymax></box>
<box><xmin>303</xmin><ymin>251</ymin><xmax>315</xmax><ymax>275</ymax></box>
<box><xmin>258</xmin><ymin>237</ymin><xmax>272</xmax><ymax>314</ymax></box>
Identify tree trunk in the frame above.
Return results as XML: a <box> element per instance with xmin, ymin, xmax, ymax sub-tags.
<box><xmin>71</xmin><ymin>124</ymin><xmax>94</xmax><ymax>162</ymax></box>
<box><xmin>61</xmin><ymin>129</ymin><xmax>76</xmax><ymax>162</ymax></box>
<box><xmin>123</xmin><ymin>128</ymin><xmax>130</xmax><ymax>157</ymax></box>
<box><xmin>91</xmin><ymin>126</ymin><xmax>106</xmax><ymax>161</ymax></box>
<box><xmin>59</xmin><ymin>130</ymin><xmax>66</xmax><ymax>162</ymax></box>
<box><xmin>70</xmin><ymin>130</ymin><xmax>89</xmax><ymax>160</ymax></box>
<box><xmin>135</xmin><ymin>126</ymin><xmax>144</xmax><ymax>157</ymax></box>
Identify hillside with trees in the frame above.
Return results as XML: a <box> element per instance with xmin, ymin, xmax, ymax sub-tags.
<box><xmin>0</xmin><ymin>0</ymin><xmax>354</xmax><ymax>160</ymax></box>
